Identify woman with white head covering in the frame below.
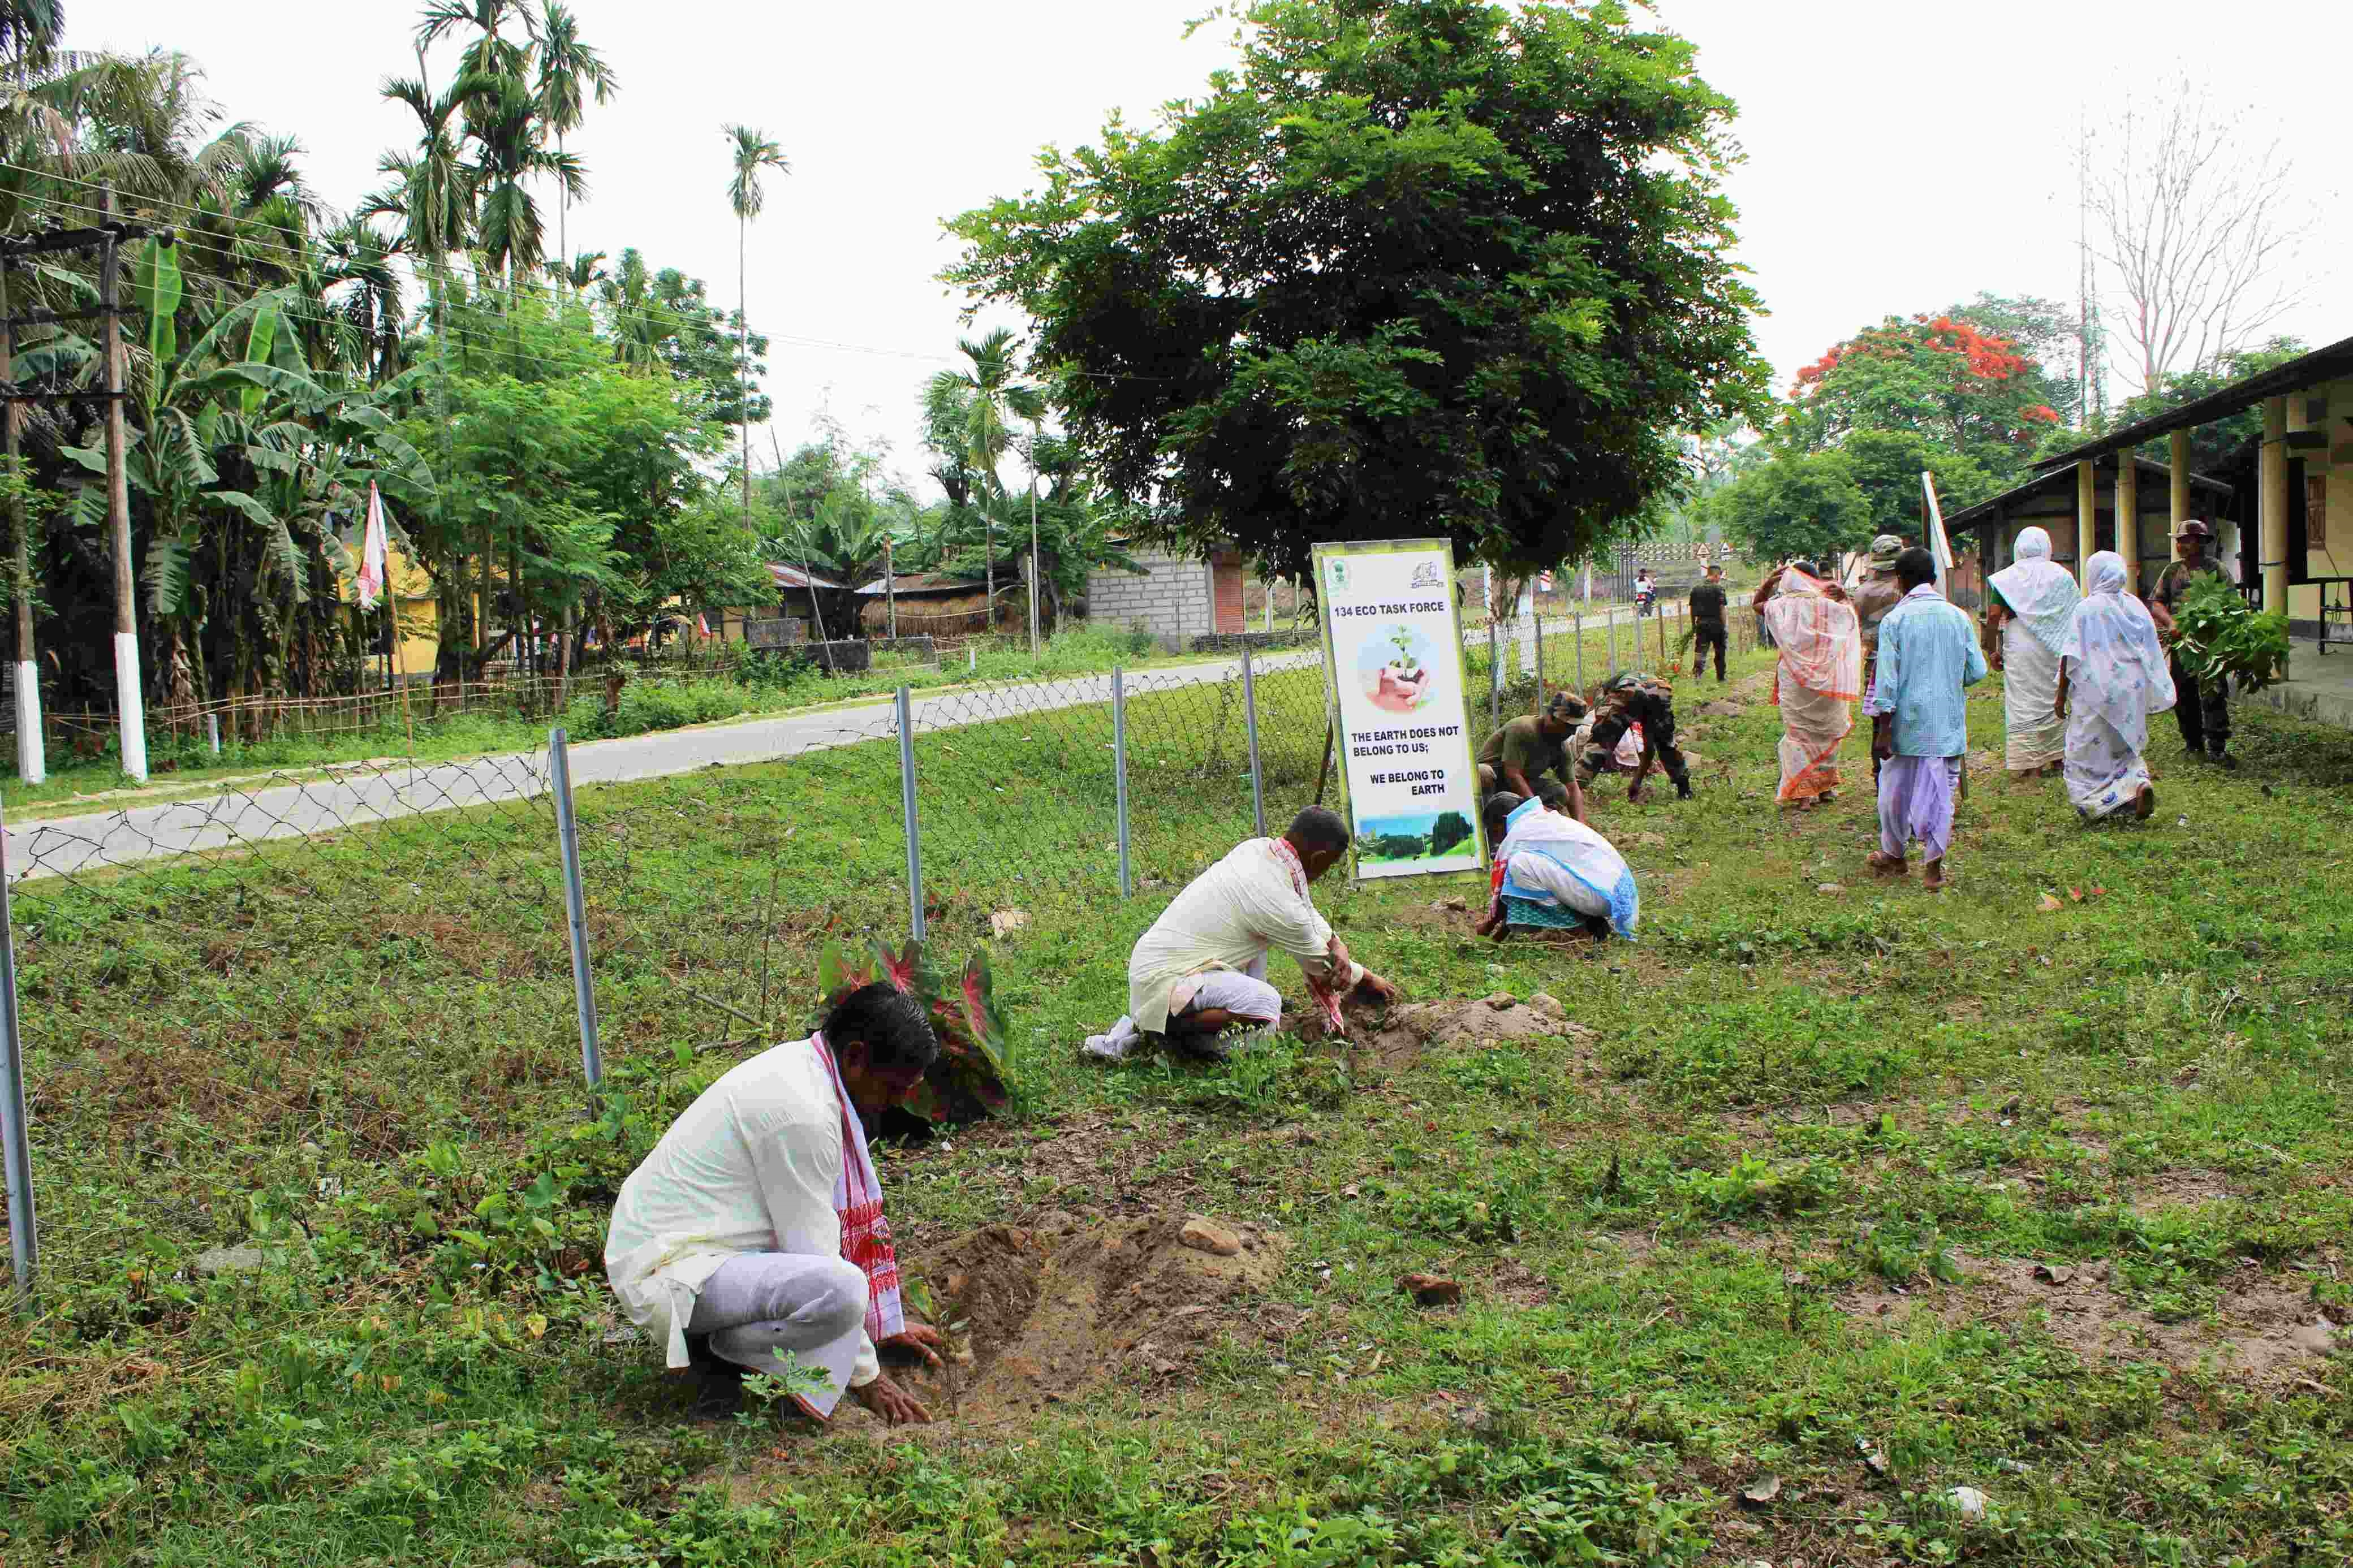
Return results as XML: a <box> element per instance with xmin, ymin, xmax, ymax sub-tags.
<box><xmin>2054</xmin><ymin>550</ymin><xmax>2175</xmax><ymax>822</ymax></box>
<box><xmin>1985</xmin><ymin>526</ymin><xmax>2080</xmax><ymax>779</ymax></box>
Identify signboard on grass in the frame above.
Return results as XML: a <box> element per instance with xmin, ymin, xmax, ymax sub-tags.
<box><xmin>1312</xmin><ymin>538</ymin><xmax>1485</xmax><ymax>881</ymax></box>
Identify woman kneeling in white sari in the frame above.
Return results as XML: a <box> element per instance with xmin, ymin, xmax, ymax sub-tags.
<box><xmin>2055</xmin><ymin>551</ymin><xmax>2174</xmax><ymax>822</ymax></box>
<box><xmin>1985</xmin><ymin>526</ymin><xmax>2079</xmax><ymax>779</ymax></box>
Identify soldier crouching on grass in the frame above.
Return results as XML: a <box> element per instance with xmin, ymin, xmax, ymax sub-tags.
<box><xmin>1574</xmin><ymin>672</ymin><xmax>1693</xmax><ymax>803</ymax></box>
<box><xmin>604</xmin><ymin>984</ymin><xmax>945</xmax><ymax>1425</ymax></box>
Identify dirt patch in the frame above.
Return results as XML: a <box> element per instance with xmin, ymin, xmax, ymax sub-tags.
<box><xmin>1381</xmin><ymin>899</ymin><xmax>1475</xmax><ymax>934</ymax></box>
<box><xmin>2128</xmin><ymin>1167</ymin><xmax>2239</xmax><ymax>1214</ymax></box>
<box><xmin>1839</xmin><ymin>1252</ymin><xmax>2345</xmax><ymax>1384</ymax></box>
<box><xmin>894</xmin><ymin>1212</ymin><xmax>1289</xmax><ymax>1424</ymax></box>
<box><xmin>1291</xmin><ymin>994</ymin><xmax>1595</xmax><ymax>1069</ymax></box>
<box><xmin>1488</xmin><ymin>1256</ymin><xmax>1556</xmax><ymax>1308</ymax></box>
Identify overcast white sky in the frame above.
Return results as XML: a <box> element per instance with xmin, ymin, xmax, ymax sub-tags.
<box><xmin>78</xmin><ymin>1</ymin><xmax>2353</xmax><ymax>499</ymax></box>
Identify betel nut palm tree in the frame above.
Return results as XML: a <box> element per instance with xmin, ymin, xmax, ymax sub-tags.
<box><xmin>723</xmin><ymin>124</ymin><xmax>787</xmax><ymax>533</ymax></box>
<box><xmin>533</xmin><ymin>2</ymin><xmax>614</xmax><ymax>275</ymax></box>
<box><xmin>926</xmin><ymin>327</ymin><xmax>1042</xmax><ymax>633</ymax></box>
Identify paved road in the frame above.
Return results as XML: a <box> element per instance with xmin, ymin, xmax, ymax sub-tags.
<box><xmin>0</xmin><ymin>604</ymin><xmax>1681</xmax><ymax>886</ymax></box>
<box><xmin>1</xmin><ymin>650</ymin><xmax>1322</xmax><ymax>885</ymax></box>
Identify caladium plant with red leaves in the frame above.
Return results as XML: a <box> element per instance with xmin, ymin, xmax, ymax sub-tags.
<box><xmin>817</xmin><ymin>937</ymin><xmax>1010</xmax><ymax>1126</ymax></box>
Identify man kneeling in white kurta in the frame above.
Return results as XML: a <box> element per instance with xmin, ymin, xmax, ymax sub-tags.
<box><xmin>604</xmin><ymin>984</ymin><xmax>943</xmax><ymax>1425</ymax></box>
<box><xmin>1084</xmin><ymin>806</ymin><xmax>1402</xmax><ymax>1064</ymax></box>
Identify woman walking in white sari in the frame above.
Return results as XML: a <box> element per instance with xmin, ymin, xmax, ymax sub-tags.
<box><xmin>1753</xmin><ymin>563</ymin><xmax>1861</xmax><ymax>808</ymax></box>
<box><xmin>1984</xmin><ymin>526</ymin><xmax>2079</xmax><ymax>779</ymax></box>
<box><xmin>2054</xmin><ymin>551</ymin><xmax>2174</xmax><ymax>822</ymax></box>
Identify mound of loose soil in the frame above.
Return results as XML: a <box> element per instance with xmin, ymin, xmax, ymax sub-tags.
<box><xmin>1290</xmin><ymin>992</ymin><xmax>1594</xmax><ymax>1068</ymax></box>
<box><xmin>1841</xmin><ymin>1251</ymin><xmax>2345</xmax><ymax>1385</ymax></box>
<box><xmin>897</xmin><ymin>1212</ymin><xmax>1288</xmax><ymax>1422</ymax></box>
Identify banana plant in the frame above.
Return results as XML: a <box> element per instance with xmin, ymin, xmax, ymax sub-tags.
<box><xmin>62</xmin><ymin>239</ymin><xmax>437</xmax><ymax>705</ymax></box>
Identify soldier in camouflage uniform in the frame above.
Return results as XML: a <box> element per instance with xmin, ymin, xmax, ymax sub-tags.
<box><xmin>2147</xmin><ymin>519</ymin><xmax>2236</xmax><ymax>770</ymax></box>
<box><xmin>1574</xmin><ymin>672</ymin><xmax>1693</xmax><ymax>801</ymax></box>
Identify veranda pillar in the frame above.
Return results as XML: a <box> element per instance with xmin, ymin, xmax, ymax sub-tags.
<box><xmin>2260</xmin><ymin>396</ymin><xmax>2288</xmax><ymax>614</ymax></box>
<box><xmin>2075</xmin><ymin>460</ymin><xmax>2096</xmax><ymax>574</ymax></box>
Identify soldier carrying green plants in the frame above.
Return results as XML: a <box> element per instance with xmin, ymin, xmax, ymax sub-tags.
<box><xmin>2147</xmin><ymin>520</ymin><xmax>2272</xmax><ymax>771</ymax></box>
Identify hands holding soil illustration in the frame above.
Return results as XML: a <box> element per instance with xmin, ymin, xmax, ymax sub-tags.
<box><xmin>1372</xmin><ymin>664</ymin><xmax>1432</xmax><ymax>712</ymax></box>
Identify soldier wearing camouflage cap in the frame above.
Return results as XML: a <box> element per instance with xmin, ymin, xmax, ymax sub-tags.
<box><xmin>1476</xmin><ymin>687</ymin><xmax>1591</xmax><ymax>819</ymax></box>
<box><xmin>1847</xmin><ymin>534</ymin><xmax>1909</xmax><ymax>778</ymax></box>
<box><xmin>2147</xmin><ymin>519</ymin><xmax>2236</xmax><ymax>768</ymax></box>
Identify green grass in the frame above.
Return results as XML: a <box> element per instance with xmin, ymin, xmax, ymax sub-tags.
<box><xmin>6</xmin><ymin>639</ymin><xmax>2353</xmax><ymax>1566</ymax></box>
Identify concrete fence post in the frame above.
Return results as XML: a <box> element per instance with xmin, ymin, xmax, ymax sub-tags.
<box><xmin>548</xmin><ymin>728</ymin><xmax>603</xmax><ymax>1096</ymax></box>
<box><xmin>1113</xmin><ymin>667</ymin><xmax>1133</xmax><ymax>897</ymax></box>
<box><xmin>0</xmin><ymin>809</ymin><xmax>36</xmax><ymax>1312</ymax></box>
<box><xmin>1242</xmin><ymin>646</ymin><xmax>1266</xmax><ymax>839</ymax></box>
<box><xmin>897</xmin><ymin>686</ymin><xmax>925</xmax><ymax>943</ymax></box>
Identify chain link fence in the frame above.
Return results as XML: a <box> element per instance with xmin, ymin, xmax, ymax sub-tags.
<box><xmin>0</xmin><ymin>615</ymin><xmax>1775</xmax><ymax>1306</ymax></box>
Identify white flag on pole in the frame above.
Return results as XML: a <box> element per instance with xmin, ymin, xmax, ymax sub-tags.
<box><xmin>357</xmin><ymin>482</ymin><xmax>389</xmax><ymax>610</ymax></box>
<box><xmin>1920</xmin><ymin>471</ymin><xmax>1955</xmax><ymax>595</ymax></box>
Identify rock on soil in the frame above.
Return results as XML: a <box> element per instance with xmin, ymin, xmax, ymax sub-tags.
<box><xmin>1180</xmin><ymin>1218</ymin><xmax>1243</xmax><ymax>1256</ymax></box>
<box><xmin>896</xmin><ymin>1212</ymin><xmax>1287</xmax><ymax>1423</ymax></box>
<box><xmin>1400</xmin><ymin>1273</ymin><xmax>1463</xmax><ymax>1307</ymax></box>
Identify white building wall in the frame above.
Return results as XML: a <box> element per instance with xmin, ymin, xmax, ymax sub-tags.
<box><xmin>1085</xmin><ymin>552</ymin><xmax>1216</xmax><ymax>651</ymax></box>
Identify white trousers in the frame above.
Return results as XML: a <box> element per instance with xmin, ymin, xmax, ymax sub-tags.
<box><xmin>685</xmin><ymin>1252</ymin><xmax>868</xmax><ymax>1416</ymax></box>
<box><xmin>1085</xmin><ymin>956</ymin><xmax>1282</xmax><ymax>1061</ymax></box>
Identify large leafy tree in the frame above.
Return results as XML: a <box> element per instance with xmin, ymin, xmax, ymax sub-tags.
<box><xmin>1784</xmin><ymin>313</ymin><xmax>2065</xmax><ymax>478</ymax></box>
<box><xmin>1839</xmin><ymin>429</ymin><xmax>1997</xmax><ymax>539</ymax></box>
<box><xmin>2113</xmin><ymin>335</ymin><xmax>2308</xmax><ymax>476</ymax></box>
<box><xmin>597</xmin><ymin>248</ymin><xmax>765</xmax><ymax>423</ymax></box>
<box><xmin>1696</xmin><ymin>451</ymin><xmax>1872</xmax><ymax>569</ymax></box>
<box><xmin>942</xmin><ymin>0</ymin><xmax>1766</xmax><ymax>581</ymax></box>
<box><xmin>1942</xmin><ymin>292</ymin><xmax>2088</xmax><ymax>427</ymax></box>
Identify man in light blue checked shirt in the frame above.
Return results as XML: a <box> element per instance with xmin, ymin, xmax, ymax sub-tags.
<box><xmin>1864</xmin><ymin>547</ymin><xmax>1986</xmax><ymax>892</ymax></box>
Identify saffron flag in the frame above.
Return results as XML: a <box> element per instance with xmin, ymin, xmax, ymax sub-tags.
<box><xmin>697</xmin><ymin>612</ymin><xmax>713</xmax><ymax>637</ymax></box>
<box><xmin>356</xmin><ymin>483</ymin><xmax>389</xmax><ymax>610</ymax></box>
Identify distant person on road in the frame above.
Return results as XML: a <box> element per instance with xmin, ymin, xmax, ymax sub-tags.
<box><xmin>604</xmin><ymin>984</ymin><xmax>945</xmax><ymax>1426</ymax></box>
<box><xmin>2054</xmin><ymin>550</ymin><xmax>2171</xmax><ymax>822</ymax></box>
<box><xmin>2147</xmin><ymin>519</ymin><xmax>2237</xmax><ymax>769</ymax></box>
<box><xmin>1474</xmin><ymin>788</ymin><xmax>1638</xmax><ymax>943</ymax></box>
<box><xmin>1084</xmin><ymin>806</ymin><xmax>1402</xmax><ymax>1065</ymax></box>
<box><xmin>1755</xmin><ymin>561</ymin><xmax>1860</xmax><ymax>809</ymax></box>
<box><xmin>1476</xmin><ymin>690</ymin><xmax>1589</xmax><ymax>821</ymax></box>
<box><xmin>1688</xmin><ymin>564</ymin><xmax>1730</xmax><ymax>683</ymax></box>
<box><xmin>1865</xmin><ymin>547</ymin><xmax>1987</xmax><ymax>891</ymax></box>
<box><xmin>1983</xmin><ymin>526</ymin><xmax>2079</xmax><ymax>780</ymax></box>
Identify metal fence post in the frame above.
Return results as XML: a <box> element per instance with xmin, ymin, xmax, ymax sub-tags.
<box><xmin>1574</xmin><ymin>607</ymin><xmax>1584</xmax><ymax>693</ymax></box>
<box><xmin>1606</xmin><ymin>605</ymin><xmax>1618</xmax><ymax>677</ymax></box>
<box><xmin>1534</xmin><ymin>610</ymin><xmax>1545</xmax><ymax>694</ymax></box>
<box><xmin>1241</xmin><ymin>646</ymin><xmax>1266</xmax><ymax>839</ymax></box>
<box><xmin>206</xmin><ymin>712</ymin><xmax>220</xmax><ymax>756</ymax></box>
<box><xmin>548</xmin><ymin>728</ymin><xmax>603</xmax><ymax>1094</ymax></box>
<box><xmin>0</xmin><ymin>811</ymin><xmax>36</xmax><ymax>1312</ymax></box>
<box><xmin>1113</xmin><ymin>667</ymin><xmax>1132</xmax><ymax>897</ymax></box>
<box><xmin>1487</xmin><ymin>616</ymin><xmax>1500</xmax><ymax>727</ymax></box>
<box><xmin>897</xmin><ymin>685</ymin><xmax>925</xmax><ymax>943</ymax></box>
